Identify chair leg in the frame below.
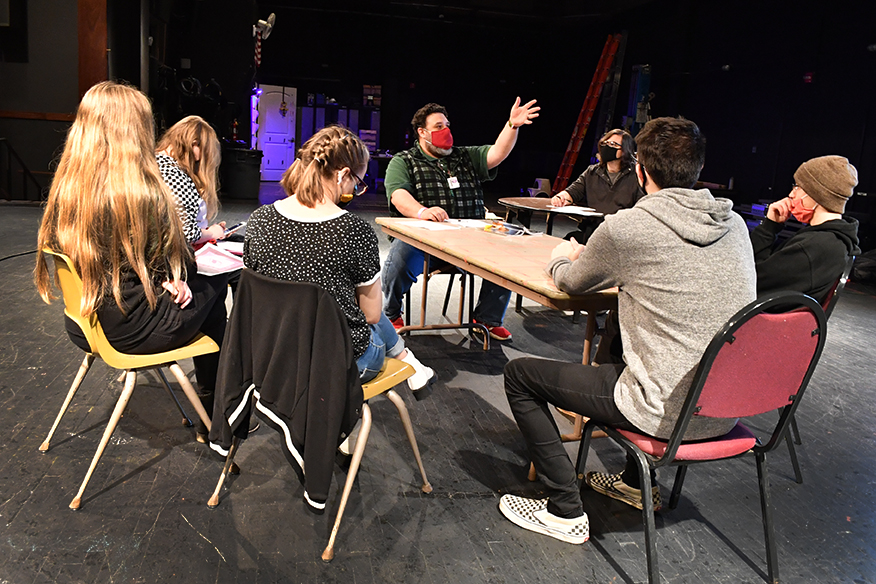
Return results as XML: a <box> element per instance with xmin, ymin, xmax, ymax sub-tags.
<box><xmin>669</xmin><ymin>465</ymin><xmax>687</xmax><ymax>509</ymax></box>
<box><xmin>155</xmin><ymin>368</ymin><xmax>193</xmax><ymax>428</ymax></box>
<box><xmin>166</xmin><ymin>362</ymin><xmax>212</xmax><ymax>432</ymax></box>
<box><xmin>384</xmin><ymin>389</ymin><xmax>432</xmax><ymax>493</ymax></box>
<box><xmin>442</xmin><ymin>273</ymin><xmax>455</xmax><ymax>316</ymax></box>
<box><xmin>785</xmin><ymin>430</ymin><xmax>803</xmax><ymax>484</ymax></box>
<box><xmin>40</xmin><ymin>354</ymin><xmax>94</xmax><ymax>452</ymax></box>
<box><xmin>515</xmin><ymin>293</ymin><xmax>523</xmax><ymax>313</ymax></box>
<box><xmin>323</xmin><ymin>403</ymin><xmax>373</xmax><ymax>562</ymax></box>
<box><xmin>69</xmin><ymin>369</ymin><xmax>137</xmax><ymax>510</ymax></box>
<box><xmin>633</xmin><ymin>449</ymin><xmax>661</xmax><ymax>584</ymax></box>
<box><xmin>756</xmin><ymin>452</ymin><xmax>780</xmax><ymax>584</ymax></box>
<box><xmin>208</xmin><ymin>435</ymin><xmax>242</xmax><ymax>508</ymax></box>
<box><xmin>790</xmin><ymin>413</ymin><xmax>802</xmax><ymax>445</ymax></box>
<box><xmin>575</xmin><ymin>421</ymin><xmax>596</xmax><ymax>485</ymax></box>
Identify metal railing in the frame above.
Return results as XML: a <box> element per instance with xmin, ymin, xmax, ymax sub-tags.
<box><xmin>0</xmin><ymin>138</ymin><xmax>46</xmax><ymax>201</ymax></box>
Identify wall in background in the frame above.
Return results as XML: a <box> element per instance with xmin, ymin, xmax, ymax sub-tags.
<box><xmin>0</xmin><ymin>0</ymin><xmax>78</xmax><ymax>185</ymax></box>
<box><xmin>3</xmin><ymin>0</ymin><xmax>874</xmax><ymax>250</ymax></box>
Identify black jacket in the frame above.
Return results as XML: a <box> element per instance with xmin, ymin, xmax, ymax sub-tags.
<box><xmin>209</xmin><ymin>270</ymin><xmax>363</xmax><ymax>514</ymax></box>
<box><xmin>751</xmin><ymin>216</ymin><xmax>860</xmax><ymax>305</ymax></box>
<box><xmin>565</xmin><ymin>163</ymin><xmax>644</xmax><ymax>215</ymax></box>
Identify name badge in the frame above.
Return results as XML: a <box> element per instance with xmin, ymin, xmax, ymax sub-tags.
<box><xmin>448</xmin><ymin>176</ymin><xmax>460</xmax><ymax>189</ymax></box>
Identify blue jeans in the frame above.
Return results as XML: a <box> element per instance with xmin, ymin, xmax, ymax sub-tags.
<box><xmin>356</xmin><ymin>313</ymin><xmax>406</xmax><ymax>383</ymax></box>
<box><xmin>381</xmin><ymin>239</ymin><xmax>511</xmax><ymax>327</ymax></box>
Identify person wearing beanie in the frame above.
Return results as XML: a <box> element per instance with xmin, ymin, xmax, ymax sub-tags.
<box><xmin>751</xmin><ymin>155</ymin><xmax>861</xmax><ymax>304</ymax></box>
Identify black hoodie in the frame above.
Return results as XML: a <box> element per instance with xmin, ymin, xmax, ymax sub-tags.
<box><xmin>751</xmin><ymin>216</ymin><xmax>860</xmax><ymax>305</ymax></box>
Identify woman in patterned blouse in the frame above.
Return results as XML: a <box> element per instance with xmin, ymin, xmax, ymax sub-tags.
<box><xmin>244</xmin><ymin>126</ymin><xmax>437</xmax><ymax>397</ymax></box>
<box><xmin>157</xmin><ymin>116</ymin><xmax>227</xmax><ymax>245</ymax></box>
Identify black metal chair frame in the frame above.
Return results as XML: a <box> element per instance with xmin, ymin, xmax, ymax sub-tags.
<box><xmin>576</xmin><ymin>292</ymin><xmax>828</xmax><ymax>584</ymax></box>
<box><xmin>784</xmin><ymin>254</ymin><xmax>855</xmax><ymax>483</ymax></box>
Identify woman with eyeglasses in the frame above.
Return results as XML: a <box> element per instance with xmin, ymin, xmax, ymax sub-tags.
<box><xmin>243</xmin><ymin>126</ymin><xmax>436</xmax><ymax>396</ymax></box>
<box><xmin>551</xmin><ymin>129</ymin><xmax>644</xmax><ymax>244</ymax></box>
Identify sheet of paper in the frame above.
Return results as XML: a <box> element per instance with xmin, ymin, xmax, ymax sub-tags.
<box><xmin>216</xmin><ymin>240</ymin><xmax>244</xmax><ymax>255</ymax></box>
<box><xmin>548</xmin><ymin>205</ymin><xmax>602</xmax><ymax>218</ymax></box>
<box><xmin>195</xmin><ymin>243</ymin><xmax>244</xmax><ymax>275</ymax></box>
<box><xmin>445</xmin><ymin>219</ymin><xmax>491</xmax><ymax>228</ymax></box>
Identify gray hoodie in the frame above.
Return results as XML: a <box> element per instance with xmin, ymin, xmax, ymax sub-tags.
<box><xmin>547</xmin><ymin>188</ymin><xmax>756</xmax><ymax>440</ymax></box>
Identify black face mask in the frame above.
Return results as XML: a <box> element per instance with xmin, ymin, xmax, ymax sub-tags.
<box><xmin>637</xmin><ymin>165</ymin><xmax>648</xmax><ymax>191</ymax></box>
<box><xmin>599</xmin><ymin>145</ymin><xmax>620</xmax><ymax>163</ymax></box>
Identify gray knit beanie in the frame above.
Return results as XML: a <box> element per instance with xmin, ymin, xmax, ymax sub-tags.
<box><xmin>793</xmin><ymin>155</ymin><xmax>857</xmax><ymax>214</ymax></box>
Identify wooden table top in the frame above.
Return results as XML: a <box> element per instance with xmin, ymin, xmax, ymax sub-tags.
<box><xmin>497</xmin><ymin>196</ymin><xmax>557</xmax><ymax>211</ymax></box>
<box><xmin>376</xmin><ymin>217</ymin><xmax>617</xmax><ymax>312</ymax></box>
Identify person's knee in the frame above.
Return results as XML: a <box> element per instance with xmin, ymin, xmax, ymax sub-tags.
<box><xmin>504</xmin><ymin>358</ymin><xmax>534</xmax><ymax>394</ymax></box>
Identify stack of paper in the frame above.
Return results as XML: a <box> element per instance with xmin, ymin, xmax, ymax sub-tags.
<box><xmin>195</xmin><ymin>243</ymin><xmax>244</xmax><ymax>276</ymax></box>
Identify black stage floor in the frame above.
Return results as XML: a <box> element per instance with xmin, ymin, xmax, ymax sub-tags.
<box><xmin>1</xmin><ymin>190</ymin><xmax>875</xmax><ymax>583</ymax></box>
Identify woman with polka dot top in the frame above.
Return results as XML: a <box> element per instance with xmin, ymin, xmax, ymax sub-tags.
<box><xmin>244</xmin><ymin>126</ymin><xmax>437</xmax><ymax>398</ymax></box>
<box><xmin>157</xmin><ymin>116</ymin><xmax>227</xmax><ymax>245</ymax></box>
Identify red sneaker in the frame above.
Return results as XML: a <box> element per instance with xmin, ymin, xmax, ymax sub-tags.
<box><xmin>390</xmin><ymin>315</ymin><xmax>405</xmax><ymax>330</ymax></box>
<box><xmin>473</xmin><ymin>319</ymin><xmax>513</xmax><ymax>341</ymax></box>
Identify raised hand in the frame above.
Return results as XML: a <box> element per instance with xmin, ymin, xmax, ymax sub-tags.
<box><xmin>509</xmin><ymin>97</ymin><xmax>540</xmax><ymax>128</ymax></box>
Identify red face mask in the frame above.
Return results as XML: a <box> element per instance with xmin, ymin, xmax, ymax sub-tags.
<box><xmin>429</xmin><ymin>127</ymin><xmax>454</xmax><ymax>150</ymax></box>
<box><xmin>790</xmin><ymin>194</ymin><xmax>816</xmax><ymax>224</ymax></box>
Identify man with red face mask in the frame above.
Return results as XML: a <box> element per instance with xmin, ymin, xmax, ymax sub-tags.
<box><xmin>382</xmin><ymin>99</ymin><xmax>539</xmax><ymax>342</ymax></box>
<box><xmin>751</xmin><ymin>155</ymin><xmax>860</xmax><ymax>304</ymax></box>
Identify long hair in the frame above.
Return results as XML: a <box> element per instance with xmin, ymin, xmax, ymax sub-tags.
<box><xmin>35</xmin><ymin>81</ymin><xmax>190</xmax><ymax>316</ymax></box>
<box><xmin>280</xmin><ymin>126</ymin><xmax>370</xmax><ymax>207</ymax></box>
<box><xmin>157</xmin><ymin>115</ymin><xmax>221</xmax><ymax>220</ymax></box>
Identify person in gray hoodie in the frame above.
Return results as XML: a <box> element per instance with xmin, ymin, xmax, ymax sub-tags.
<box><xmin>498</xmin><ymin>117</ymin><xmax>757</xmax><ymax>545</ymax></box>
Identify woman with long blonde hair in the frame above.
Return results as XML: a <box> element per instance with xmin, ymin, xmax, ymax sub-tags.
<box><xmin>157</xmin><ymin>115</ymin><xmax>226</xmax><ymax>244</ymax></box>
<box><xmin>244</xmin><ymin>126</ymin><xmax>436</xmax><ymax>396</ymax></box>
<box><xmin>35</xmin><ymin>81</ymin><xmax>228</xmax><ymax>442</ymax></box>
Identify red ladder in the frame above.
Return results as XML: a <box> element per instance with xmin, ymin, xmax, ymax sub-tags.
<box><xmin>552</xmin><ymin>34</ymin><xmax>622</xmax><ymax>194</ymax></box>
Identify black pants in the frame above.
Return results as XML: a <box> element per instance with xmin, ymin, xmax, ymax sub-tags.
<box><xmin>65</xmin><ymin>272</ymin><xmax>228</xmax><ymax>431</ymax></box>
<box><xmin>504</xmin><ymin>358</ymin><xmax>637</xmax><ymax>516</ymax></box>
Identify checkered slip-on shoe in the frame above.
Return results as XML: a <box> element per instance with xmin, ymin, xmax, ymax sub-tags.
<box><xmin>585</xmin><ymin>471</ymin><xmax>662</xmax><ymax>511</ymax></box>
<box><xmin>498</xmin><ymin>494</ymin><xmax>589</xmax><ymax>544</ymax></box>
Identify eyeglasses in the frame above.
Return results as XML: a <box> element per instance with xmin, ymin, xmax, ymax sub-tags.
<box><xmin>631</xmin><ymin>153</ymin><xmax>643</xmax><ymax>166</ymax></box>
<box><xmin>351</xmin><ymin>170</ymin><xmax>368</xmax><ymax>196</ymax></box>
<box><xmin>600</xmin><ymin>140</ymin><xmax>622</xmax><ymax>149</ymax></box>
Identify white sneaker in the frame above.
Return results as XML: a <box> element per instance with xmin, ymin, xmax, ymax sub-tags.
<box><xmin>400</xmin><ymin>350</ymin><xmax>437</xmax><ymax>400</ymax></box>
<box><xmin>499</xmin><ymin>494</ymin><xmax>589</xmax><ymax>544</ymax></box>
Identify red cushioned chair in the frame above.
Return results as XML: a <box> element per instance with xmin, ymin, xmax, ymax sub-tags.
<box><xmin>784</xmin><ymin>254</ymin><xmax>855</xmax><ymax>483</ymax></box>
<box><xmin>576</xmin><ymin>291</ymin><xmax>827</xmax><ymax>584</ymax></box>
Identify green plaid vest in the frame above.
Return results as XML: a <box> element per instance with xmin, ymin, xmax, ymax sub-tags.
<box><xmin>391</xmin><ymin>146</ymin><xmax>486</xmax><ymax>219</ymax></box>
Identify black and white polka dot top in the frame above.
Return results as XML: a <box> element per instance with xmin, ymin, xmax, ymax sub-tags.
<box><xmin>243</xmin><ymin>202</ymin><xmax>381</xmax><ymax>358</ymax></box>
<box><xmin>157</xmin><ymin>152</ymin><xmax>205</xmax><ymax>243</ymax></box>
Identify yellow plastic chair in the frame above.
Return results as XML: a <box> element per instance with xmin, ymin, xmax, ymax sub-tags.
<box><xmin>207</xmin><ymin>357</ymin><xmax>432</xmax><ymax>562</ymax></box>
<box><xmin>41</xmin><ymin>250</ymin><xmax>220</xmax><ymax>510</ymax></box>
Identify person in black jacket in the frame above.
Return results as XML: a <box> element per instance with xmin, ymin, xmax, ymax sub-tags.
<box><xmin>751</xmin><ymin>155</ymin><xmax>861</xmax><ymax>304</ymax></box>
<box><xmin>551</xmin><ymin>129</ymin><xmax>644</xmax><ymax>243</ymax></box>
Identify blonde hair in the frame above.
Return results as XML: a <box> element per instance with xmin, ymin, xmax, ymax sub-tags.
<box><xmin>157</xmin><ymin>115</ymin><xmax>221</xmax><ymax>220</ymax></box>
<box><xmin>280</xmin><ymin>126</ymin><xmax>370</xmax><ymax>207</ymax></box>
<box><xmin>35</xmin><ymin>81</ymin><xmax>189</xmax><ymax>316</ymax></box>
